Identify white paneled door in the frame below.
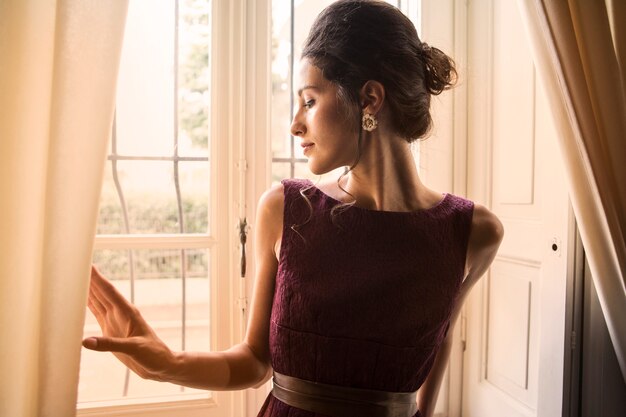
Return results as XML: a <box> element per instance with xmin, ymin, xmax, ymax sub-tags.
<box><xmin>463</xmin><ymin>1</ymin><xmax>572</xmax><ymax>416</ymax></box>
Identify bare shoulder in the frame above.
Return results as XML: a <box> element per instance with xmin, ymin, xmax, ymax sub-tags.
<box><xmin>464</xmin><ymin>203</ymin><xmax>504</xmax><ymax>279</ymax></box>
<box><xmin>445</xmin><ymin>204</ymin><xmax>504</xmax><ymax>322</ymax></box>
<box><xmin>469</xmin><ymin>203</ymin><xmax>504</xmax><ymax>249</ymax></box>
<box><xmin>257</xmin><ymin>182</ymin><xmax>285</xmax><ymax>213</ymax></box>
<box><xmin>255</xmin><ymin>183</ymin><xmax>285</xmax><ymax>259</ymax></box>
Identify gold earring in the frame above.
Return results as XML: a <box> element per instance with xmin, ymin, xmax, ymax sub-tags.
<box><xmin>362</xmin><ymin>113</ymin><xmax>378</xmax><ymax>132</ymax></box>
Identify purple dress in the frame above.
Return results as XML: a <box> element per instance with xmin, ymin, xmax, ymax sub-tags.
<box><xmin>257</xmin><ymin>179</ymin><xmax>474</xmax><ymax>417</ymax></box>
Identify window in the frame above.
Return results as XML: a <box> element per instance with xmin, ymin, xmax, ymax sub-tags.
<box><xmin>77</xmin><ymin>1</ymin><xmax>242</xmax><ymax>415</ymax></box>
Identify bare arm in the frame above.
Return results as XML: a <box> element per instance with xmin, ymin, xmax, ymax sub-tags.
<box><xmin>416</xmin><ymin>204</ymin><xmax>504</xmax><ymax>416</ymax></box>
<box><xmin>83</xmin><ymin>184</ymin><xmax>284</xmax><ymax>391</ymax></box>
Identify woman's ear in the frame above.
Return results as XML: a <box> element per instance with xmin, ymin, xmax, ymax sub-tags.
<box><xmin>359</xmin><ymin>80</ymin><xmax>385</xmax><ymax>115</ymax></box>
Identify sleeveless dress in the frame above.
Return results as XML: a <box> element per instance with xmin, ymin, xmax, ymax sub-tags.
<box><xmin>257</xmin><ymin>179</ymin><xmax>474</xmax><ymax>417</ymax></box>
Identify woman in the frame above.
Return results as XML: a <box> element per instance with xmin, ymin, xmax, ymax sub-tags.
<box><xmin>84</xmin><ymin>1</ymin><xmax>503</xmax><ymax>416</ymax></box>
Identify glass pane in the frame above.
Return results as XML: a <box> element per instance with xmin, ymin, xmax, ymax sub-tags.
<box><xmin>96</xmin><ymin>160</ymin><xmax>211</xmax><ymax>235</ymax></box>
<box><xmin>79</xmin><ymin>249</ymin><xmax>211</xmax><ymax>402</ymax></box>
<box><xmin>97</xmin><ymin>161</ymin><xmax>125</xmax><ymax>234</ymax></box>
<box><xmin>271</xmin><ymin>0</ymin><xmax>293</xmax><ymax>159</ymax></box>
<box><xmin>271</xmin><ymin>162</ymin><xmax>290</xmax><ymax>186</ymax></box>
<box><xmin>179</xmin><ymin>0</ymin><xmax>211</xmax><ymax>158</ymax></box>
<box><xmin>293</xmin><ymin>137</ymin><xmax>305</xmax><ymax>159</ymax></box>
<box><xmin>112</xmin><ymin>161</ymin><xmax>178</xmax><ymax>234</ymax></box>
<box><xmin>272</xmin><ymin>129</ymin><xmax>293</xmax><ymax>161</ymax></box>
<box><xmin>179</xmin><ymin>161</ymin><xmax>210</xmax><ymax>233</ymax></box>
<box><xmin>114</xmin><ymin>0</ymin><xmax>210</xmax><ymax>156</ymax></box>
<box><xmin>116</xmin><ymin>0</ymin><xmax>176</xmax><ymax>157</ymax></box>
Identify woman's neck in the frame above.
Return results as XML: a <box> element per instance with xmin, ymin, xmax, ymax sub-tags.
<box><xmin>338</xmin><ymin>133</ymin><xmax>439</xmax><ymax>212</ymax></box>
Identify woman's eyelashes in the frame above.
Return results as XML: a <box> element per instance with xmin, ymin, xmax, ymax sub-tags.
<box><xmin>303</xmin><ymin>98</ymin><xmax>315</xmax><ymax>109</ymax></box>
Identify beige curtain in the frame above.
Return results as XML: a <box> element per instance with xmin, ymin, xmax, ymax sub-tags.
<box><xmin>0</xmin><ymin>1</ymin><xmax>128</xmax><ymax>416</ymax></box>
<box><xmin>517</xmin><ymin>0</ymin><xmax>626</xmax><ymax>380</ymax></box>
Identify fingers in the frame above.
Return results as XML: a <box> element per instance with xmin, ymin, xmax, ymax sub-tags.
<box><xmin>87</xmin><ymin>283</ymin><xmax>107</xmax><ymax>316</ymax></box>
<box><xmin>86</xmin><ymin>266</ymin><xmax>135</xmax><ymax>337</ymax></box>
<box><xmin>82</xmin><ymin>337</ymin><xmax>152</xmax><ymax>379</ymax></box>
<box><xmin>90</xmin><ymin>267</ymin><xmax>119</xmax><ymax>305</ymax></box>
<box><xmin>89</xmin><ymin>267</ymin><xmax>114</xmax><ymax>310</ymax></box>
<box><xmin>89</xmin><ymin>265</ymin><xmax>134</xmax><ymax>313</ymax></box>
<box><xmin>82</xmin><ymin>337</ymin><xmax>99</xmax><ymax>350</ymax></box>
<box><xmin>82</xmin><ymin>336</ymin><xmax>137</xmax><ymax>354</ymax></box>
<box><xmin>86</xmin><ymin>298</ymin><xmax>105</xmax><ymax>327</ymax></box>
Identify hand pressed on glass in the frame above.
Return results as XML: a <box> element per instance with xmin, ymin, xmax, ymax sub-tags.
<box><xmin>83</xmin><ymin>261</ymin><xmax>267</xmax><ymax>392</ymax></box>
<box><xmin>83</xmin><ymin>266</ymin><xmax>178</xmax><ymax>382</ymax></box>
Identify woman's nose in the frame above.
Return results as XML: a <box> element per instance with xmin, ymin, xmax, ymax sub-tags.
<box><xmin>290</xmin><ymin>115</ymin><xmax>306</xmax><ymax>137</ymax></box>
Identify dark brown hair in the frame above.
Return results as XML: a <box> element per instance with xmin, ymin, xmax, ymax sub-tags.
<box><xmin>291</xmin><ymin>1</ymin><xmax>458</xmax><ymax>236</ymax></box>
<box><xmin>301</xmin><ymin>0</ymin><xmax>457</xmax><ymax>142</ymax></box>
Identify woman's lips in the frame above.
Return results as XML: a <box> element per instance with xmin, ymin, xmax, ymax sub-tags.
<box><xmin>301</xmin><ymin>142</ymin><xmax>314</xmax><ymax>154</ymax></box>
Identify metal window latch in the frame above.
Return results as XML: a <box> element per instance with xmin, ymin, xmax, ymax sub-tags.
<box><xmin>238</xmin><ymin>218</ymin><xmax>249</xmax><ymax>277</ymax></box>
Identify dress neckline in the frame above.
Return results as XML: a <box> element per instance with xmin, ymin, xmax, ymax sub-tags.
<box><xmin>304</xmin><ymin>179</ymin><xmax>450</xmax><ymax>215</ymax></box>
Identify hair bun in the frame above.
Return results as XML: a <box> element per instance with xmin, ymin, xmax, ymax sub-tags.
<box><xmin>420</xmin><ymin>42</ymin><xmax>457</xmax><ymax>95</ymax></box>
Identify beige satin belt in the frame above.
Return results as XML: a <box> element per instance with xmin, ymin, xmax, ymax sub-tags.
<box><xmin>271</xmin><ymin>372</ymin><xmax>419</xmax><ymax>417</ymax></box>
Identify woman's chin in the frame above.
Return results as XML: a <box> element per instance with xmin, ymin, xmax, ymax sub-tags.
<box><xmin>306</xmin><ymin>156</ymin><xmax>346</xmax><ymax>176</ymax></box>
<box><xmin>307</xmin><ymin>161</ymin><xmax>331</xmax><ymax>176</ymax></box>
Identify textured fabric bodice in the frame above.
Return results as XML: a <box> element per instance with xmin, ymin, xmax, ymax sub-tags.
<box><xmin>257</xmin><ymin>179</ymin><xmax>474</xmax><ymax>417</ymax></box>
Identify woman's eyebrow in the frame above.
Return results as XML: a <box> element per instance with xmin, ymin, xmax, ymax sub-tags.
<box><xmin>297</xmin><ymin>85</ymin><xmax>320</xmax><ymax>96</ymax></box>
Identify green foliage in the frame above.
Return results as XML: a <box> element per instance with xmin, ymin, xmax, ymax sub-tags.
<box><xmin>93</xmin><ymin>194</ymin><xmax>208</xmax><ymax>280</ymax></box>
<box><xmin>97</xmin><ymin>195</ymin><xmax>208</xmax><ymax>234</ymax></box>
<box><xmin>95</xmin><ymin>195</ymin><xmax>209</xmax><ymax>280</ymax></box>
<box><xmin>93</xmin><ymin>248</ymin><xmax>208</xmax><ymax>281</ymax></box>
